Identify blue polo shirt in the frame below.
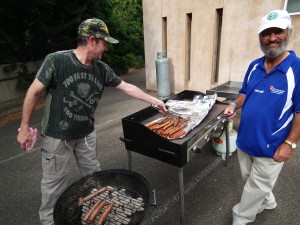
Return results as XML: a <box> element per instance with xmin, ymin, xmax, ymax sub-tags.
<box><xmin>236</xmin><ymin>51</ymin><xmax>300</xmax><ymax>157</ymax></box>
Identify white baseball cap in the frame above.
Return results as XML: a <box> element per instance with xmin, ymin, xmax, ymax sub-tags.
<box><xmin>258</xmin><ymin>10</ymin><xmax>291</xmax><ymax>34</ymax></box>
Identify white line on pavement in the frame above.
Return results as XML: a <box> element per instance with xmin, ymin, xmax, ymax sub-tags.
<box><xmin>141</xmin><ymin>158</ymin><xmax>223</xmax><ymax>225</ymax></box>
<box><xmin>0</xmin><ymin>146</ymin><xmax>40</xmax><ymax>165</ymax></box>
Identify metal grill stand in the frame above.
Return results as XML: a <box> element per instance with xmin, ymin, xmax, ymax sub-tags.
<box><xmin>126</xmin><ymin>124</ymin><xmax>230</xmax><ymax>225</ymax></box>
<box><xmin>120</xmin><ymin>91</ymin><xmax>232</xmax><ymax>225</ymax></box>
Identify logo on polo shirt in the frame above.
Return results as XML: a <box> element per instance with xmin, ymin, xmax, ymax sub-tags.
<box><xmin>254</xmin><ymin>89</ymin><xmax>264</xmax><ymax>93</ymax></box>
<box><xmin>270</xmin><ymin>86</ymin><xmax>285</xmax><ymax>94</ymax></box>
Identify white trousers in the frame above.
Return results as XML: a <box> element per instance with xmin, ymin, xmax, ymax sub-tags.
<box><xmin>39</xmin><ymin>130</ymin><xmax>101</xmax><ymax>225</ymax></box>
<box><xmin>232</xmin><ymin>149</ymin><xmax>284</xmax><ymax>224</ymax></box>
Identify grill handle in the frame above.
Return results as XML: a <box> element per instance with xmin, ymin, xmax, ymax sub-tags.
<box><xmin>150</xmin><ymin>189</ymin><xmax>157</xmax><ymax>207</ymax></box>
<box><xmin>158</xmin><ymin>148</ymin><xmax>176</xmax><ymax>155</ymax></box>
<box><xmin>119</xmin><ymin>137</ymin><xmax>132</xmax><ymax>143</ymax></box>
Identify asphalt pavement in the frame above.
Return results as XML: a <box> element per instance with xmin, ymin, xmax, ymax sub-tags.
<box><xmin>0</xmin><ymin>68</ymin><xmax>299</xmax><ymax>225</ymax></box>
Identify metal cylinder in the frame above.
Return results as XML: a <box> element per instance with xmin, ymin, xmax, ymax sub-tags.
<box><xmin>155</xmin><ymin>52</ymin><xmax>170</xmax><ymax>99</ymax></box>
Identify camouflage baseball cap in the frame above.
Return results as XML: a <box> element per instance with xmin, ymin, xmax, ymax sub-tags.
<box><xmin>78</xmin><ymin>18</ymin><xmax>119</xmax><ymax>44</ymax></box>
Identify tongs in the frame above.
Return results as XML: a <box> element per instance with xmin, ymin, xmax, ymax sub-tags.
<box><xmin>151</xmin><ymin>104</ymin><xmax>184</xmax><ymax>117</ymax></box>
<box><xmin>204</xmin><ymin>113</ymin><xmax>229</xmax><ymax>129</ymax></box>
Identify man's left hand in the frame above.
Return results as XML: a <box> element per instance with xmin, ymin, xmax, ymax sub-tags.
<box><xmin>273</xmin><ymin>143</ymin><xmax>293</xmax><ymax>162</ymax></box>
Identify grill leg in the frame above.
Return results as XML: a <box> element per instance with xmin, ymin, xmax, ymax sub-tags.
<box><xmin>178</xmin><ymin>167</ymin><xmax>185</xmax><ymax>225</ymax></box>
<box><xmin>127</xmin><ymin>150</ymin><xmax>132</xmax><ymax>170</ymax></box>
<box><xmin>224</xmin><ymin>119</ymin><xmax>230</xmax><ymax>166</ymax></box>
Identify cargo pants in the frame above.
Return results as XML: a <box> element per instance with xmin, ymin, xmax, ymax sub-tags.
<box><xmin>39</xmin><ymin>130</ymin><xmax>101</xmax><ymax>225</ymax></box>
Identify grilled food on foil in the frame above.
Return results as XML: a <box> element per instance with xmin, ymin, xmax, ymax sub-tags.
<box><xmin>147</xmin><ymin>94</ymin><xmax>217</xmax><ymax>139</ymax></box>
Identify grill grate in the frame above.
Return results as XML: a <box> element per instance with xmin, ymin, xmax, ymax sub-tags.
<box><xmin>81</xmin><ymin>186</ymin><xmax>145</xmax><ymax>225</ymax></box>
<box><xmin>54</xmin><ymin>169</ymin><xmax>151</xmax><ymax>225</ymax></box>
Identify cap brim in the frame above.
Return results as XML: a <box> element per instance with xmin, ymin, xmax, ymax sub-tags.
<box><xmin>258</xmin><ymin>22</ymin><xmax>289</xmax><ymax>34</ymax></box>
<box><xmin>104</xmin><ymin>36</ymin><xmax>119</xmax><ymax>44</ymax></box>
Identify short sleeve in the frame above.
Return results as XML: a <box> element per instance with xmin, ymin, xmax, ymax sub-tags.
<box><xmin>36</xmin><ymin>54</ymin><xmax>56</xmax><ymax>88</ymax></box>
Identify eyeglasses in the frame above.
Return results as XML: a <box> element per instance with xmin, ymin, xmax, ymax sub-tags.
<box><xmin>259</xmin><ymin>28</ymin><xmax>286</xmax><ymax>39</ymax></box>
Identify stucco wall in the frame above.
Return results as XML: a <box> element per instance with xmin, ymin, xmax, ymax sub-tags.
<box><xmin>0</xmin><ymin>61</ymin><xmax>40</xmax><ymax>114</ymax></box>
<box><xmin>143</xmin><ymin>0</ymin><xmax>300</xmax><ymax>94</ymax></box>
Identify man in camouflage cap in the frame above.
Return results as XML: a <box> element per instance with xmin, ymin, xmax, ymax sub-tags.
<box><xmin>17</xmin><ymin>18</ymin><xmax>167</xmax><ymax>225</ymax></box>
<box><xmin>78</xmin><ymin>18</ymin><xmax>119</xmax><ymax>44</ymax></box>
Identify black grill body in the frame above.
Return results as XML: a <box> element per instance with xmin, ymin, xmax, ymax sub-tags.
<box><xmin>121</xmin><ymin>90</ymin><xmax>227</xmax><ymax>167</ymax></box>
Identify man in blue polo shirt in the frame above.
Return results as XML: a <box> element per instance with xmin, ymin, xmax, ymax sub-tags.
<box><xmin>224</xmin><ymin>10</ymin><xmax>300</xmax><ymax>225</ymax></box>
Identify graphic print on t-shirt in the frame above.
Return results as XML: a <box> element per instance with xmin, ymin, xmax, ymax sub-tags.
<box><xmin>60</xmin><ymin>72</ymin><xmax>102</xmax><ymax>130</ymax></box>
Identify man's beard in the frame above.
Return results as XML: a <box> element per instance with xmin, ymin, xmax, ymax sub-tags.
<box><xmin>260</xmin><ymin>36</ymin><xmax>289</xmax><ymax>59</ymax></box>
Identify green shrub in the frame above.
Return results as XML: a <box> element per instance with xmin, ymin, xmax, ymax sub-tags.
<box><xmin>16</xmin><ymin>64</ymin><xmax>36</xmax><ymax>90</ymax></box>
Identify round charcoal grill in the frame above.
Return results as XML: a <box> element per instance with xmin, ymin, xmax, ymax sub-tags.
<box><xmin>53</xmin><ymin>169</ymin><xmax>152</xmax><ymax>225</ymax></box>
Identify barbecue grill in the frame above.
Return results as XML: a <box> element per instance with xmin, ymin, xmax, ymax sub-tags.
<box><xmin>53</xmin><ymin>169</ymin><xmax>153</xmax><ymax>225</ymax></box>
<box><xmin>120</xmin><ymin>90</ymin><xmax>231</xmax><ymax>225</ymax></box>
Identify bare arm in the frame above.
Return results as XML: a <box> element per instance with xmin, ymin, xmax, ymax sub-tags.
<box><xmin>285</xmin><ymin>112</ymin><xmax>300</xmax><ymax>144</ymax></box>
<box><xmin>273</xmin><ymin>112</ymin><xmax>300</xmax><ymax>162</ymax></box>
<box><xmin>17</xmin><ymin>78</ymin><xmax>46</xmax><ymax>150</ymax></box>
<box><xmin>223</xmin><ymin>94</ymin><xmax>246</xmax><ymax>119</ymax></box>
<box><xmin>115</xmin><ymin>80</ymin><xmax>167</xmax><ymax>113</ymax></box>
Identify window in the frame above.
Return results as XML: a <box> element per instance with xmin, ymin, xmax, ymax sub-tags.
<box><xmin>212</xmin><ymin>8</ymin><xmax>223</xmax><ymax>83</ymax></box>
<box><xmin>284</xmin><ymin>0</ymin><xmax>300</xmax><ymax>15</ymax></box>
<box><xmin>185</xmin><ymin>13</ymin><xmax>192</xmax><ymax>81</ymax></box>
<box><xmin>162</xmin><ymin>17</ymin><xmax>167</xmax><ymax>52</ymax></box>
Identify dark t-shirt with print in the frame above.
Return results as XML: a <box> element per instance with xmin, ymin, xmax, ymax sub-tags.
<box><xmin>37</xmin><ymin>50</ymin><xmax>122</xmax><ymax>139</ymax></box>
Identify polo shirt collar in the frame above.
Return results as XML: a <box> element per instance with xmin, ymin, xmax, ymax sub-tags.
<box><xmin>258</xmin><ymin>50</ymin><xmax>296</xmax><ymax>74</ymax></box>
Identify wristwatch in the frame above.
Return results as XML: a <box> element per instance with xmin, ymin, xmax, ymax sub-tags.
<box><xmin>284</xmin><ymin>140</ymin><xmax>297</xmax><ymax>149</ymax></box>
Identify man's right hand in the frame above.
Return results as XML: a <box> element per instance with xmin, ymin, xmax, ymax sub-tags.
<box><xmin>17</xmin><ymin>128</ymin><xmax>33</xmax><ymax>151</ymax></box>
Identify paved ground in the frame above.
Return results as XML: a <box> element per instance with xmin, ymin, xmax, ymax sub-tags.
<box><xmin>0</xmin><ymin>68</ymin><xmax>299</xmax><ymax>225</ymax></box>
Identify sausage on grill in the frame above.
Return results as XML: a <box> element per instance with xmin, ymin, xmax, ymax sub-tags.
<box><xmin>78</xmin><ymin>187</ymin><xmax>108</xmax><ymax>206</ymax></box>
<box><xmin>97</xmin><ymin>202</ymin><xmax>114</xmax><ymax>225</ymax></box>
<box><xmin>88</xmin><ymin>200</ymin><xmax>106</xmax><ymax>223</ymax></box>
<box><xmin>82</xmin><ymin>199</ymin><xmax>102</xmax><ymax>222</ymax></box>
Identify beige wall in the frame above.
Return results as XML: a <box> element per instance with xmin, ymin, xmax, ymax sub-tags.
<box><xmin>143</xmin><ymin>0</ymin><xmax>300</xmax><ymax>94</ymax></box>
<box><xmin>0</xmin><ymin>61</ymin><xmax>39</xmax><ymax>114</ymax></box>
